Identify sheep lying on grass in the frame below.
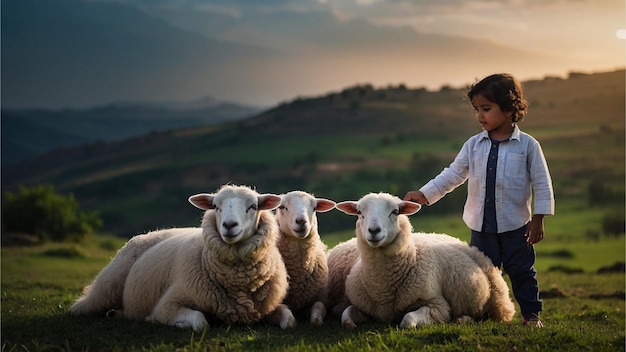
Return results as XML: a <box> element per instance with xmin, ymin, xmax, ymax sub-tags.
<box><xmin>71</xmin><ymin>185</ymin><xmax>295</xmax><ymax>331</ymax></box>
<box><xmin>330</xmin><ymin>192</ymin><xmax>515</xmax><ymax>329</ymax></box>
<box><xmin>323</xmin><ymin>237</ymin><xmax>359</xmax><ymax>318</ymax></box>
<box><xmin>70</xmin><ymin>229</ymin><xmax>193</xmax><ymax>317</ymax></box>
<box><xmin>275</xmin><ymin>191</ymin><xmax>336</xmax><ymax>325</ymax></box>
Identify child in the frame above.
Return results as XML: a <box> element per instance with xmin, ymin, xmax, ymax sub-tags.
<box><xmin>404</xmin><ymin>73</ymin><xmax>554</xmax><ymax>327</ymax></box>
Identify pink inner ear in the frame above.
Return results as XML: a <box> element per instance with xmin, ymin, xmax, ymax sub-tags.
<box><xmin>258</xmin><ymin>194</ymin><xmax>282</xmax><ymax>210</ymax></box>
<box><xmin>188</xmin><ymin>194</ymin><xmax>214</xmax><ymax>210</ymax></box>
<box><xmin>336</xmin><ymin>201</ymin><xmax>358</xmax><ymax>215</ymax></box>
<box><xmin>399</xmin><ymin>201</ymin><xmax>421</xmax><ymax>215</ymax></box>
<box><xmin>315</xmin><ymin>199</ymin><xmax>336</xmax><ymax>213</ymax></box>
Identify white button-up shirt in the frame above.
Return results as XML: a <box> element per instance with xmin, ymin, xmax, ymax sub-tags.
<box><xmin>419</xmin><ymin>125</ymin><xmax>555</xmax><ymax>233</ymax></box>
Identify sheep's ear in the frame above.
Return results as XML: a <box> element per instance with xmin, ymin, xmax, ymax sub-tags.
<box><xmin>398</xmin><ymin>201</ymin><xmax>421</xmax><ymax>215</ymax></box>
<box><xmin>336</xmin><ymin>201</ymin><xmax>359</xmax><ymax>215</ymax></box>
<box><xmin>315</xmin><ymin>198</ymin><xmax>336</xmax><ymax>213</ymax></box>
<box><xmin>258</xmin><ymin>194</ymin><xmax>282</xmax><ymax>211</ymax></box>
<box><xmin>188</xmin><ymin>193</ymin><xmax>216</xmax><ymax>210</ymax></box>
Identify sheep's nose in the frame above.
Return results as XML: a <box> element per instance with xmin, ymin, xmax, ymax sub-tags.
<box><xmin>368</xmin><ymin>227</ymin><xmax>381</xmax><ymax>235</ymax></box>
<box><xmin>222</xmin><ymin>221</ymin><xmax>238</xmax><ymax>230</ymax></box>
<box><xmin>295</xmin><ymin>218</ymin><xmax>307</xmax><ymax>226</ymax></box>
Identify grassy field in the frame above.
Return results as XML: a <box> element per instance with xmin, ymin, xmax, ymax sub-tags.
<box><xmin>1</xmin><ymin>231</ymin><xmax>624</xmax><ymax>352</ymax></box>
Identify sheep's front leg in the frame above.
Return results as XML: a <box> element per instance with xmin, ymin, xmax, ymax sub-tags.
<box><xmin>400</xmin><ymin>298</ymin><xmax>451</xmax><ymax>328</ymax></box>
<box><xmin>265</xmin><ymin>304</ymin><xmax>296</xmax><ymax>329</ymax></box>
<box><xmin>147</xmin><ymin>290</ymin><xmax>208</xmax><ymax>332</ymax></box>
<box><xmin>341</xmin><ymin>305</ymin><xmax>370</xmax><ymax>329</ymax></box>
<box><xmin>400</xmin><ymin>306</ymin><xmax>434</xmax><ymax>328</ymax></box>
<box><xmin>148</xmin><ymin>306</ymin><xmax>208</xmax><ymax>332</ymax></box>
<box><xmin>172</xmin><ymin>309</ymin><xmax>209</xmax><ymax>331</ymax></box>
<box><xmin>309</xmin><ymin>300</ymin><xmax>326</xmax><ymax>326</ymax></box>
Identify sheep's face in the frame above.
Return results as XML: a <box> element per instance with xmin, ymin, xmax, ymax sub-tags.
<box><xmin>337</xmin><ymin>193</ymin><xmax>421</xmax><ymax>248</ymax></box>
<box><xmin>276</xmin><ymin>191</ymin><xmax>336</xmax><ymax>239</ymax></box>
<box><xmin>189</xmin><ymin>186</ymin><xmax>281</xmax><ymax>244</ymax></box>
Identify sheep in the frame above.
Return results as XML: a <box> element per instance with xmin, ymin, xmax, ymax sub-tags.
<box><xmin>323</xmin><ymin>237</ymin><xmax>359</xmax><ymax>318</ymax></box>
<box><xmin>70</xmin><ymin>184</ymin><xmax>296</xmax><ymax>331</ymax></box>
<box><xmin>275</xmin><ymin>190</ymin><xmax>336</xmax><ymax>325</ymax></box>
<box><xmin>330</xmin><ymin>192</ymin><xmax>515</xmax><ymax>329</ymax></box>
<box><xmin>70</xmin><ymin>228</ymin><xmax>193</xmax><ymax>317</ymax></box>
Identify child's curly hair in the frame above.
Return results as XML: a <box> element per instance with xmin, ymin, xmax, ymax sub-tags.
<box><xmin>467</xmin><ymin>73</ymin><xmax>528</xmax><ymax>123</ymax></box>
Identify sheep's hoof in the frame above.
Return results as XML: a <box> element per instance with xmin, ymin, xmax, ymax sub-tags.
<box><xmin>310</xmin><ymin>315</ymin><xmax>323</xmax><ymax>326</ymax></box>
<box><xmin>399</xmin><ymin>318</ymin><xmax>417</xmax><ymax>329</ymax></box>
<box><xmin>310</xmin><ymin>301</ymin><xmax>326</xmax><ymax>326</ymax></box>
<box><xmin>342</xmin><ymin>320</ymin><xmax>357</xmax><ymax>330</ymax></box>
<box><xmin>272</xmin><ymin>304</ymin><xmax>297</xmax><ymax>329</ymax></box>
<box><xmin>280</xmin><ymin>312</ymin><xmax>297</xmax><ymax>329</ymax></box>
<box><xmin>341</xmin><ymin>305</ymin><xmax>360</xmax><ymax>329</ymax></box>
<box><xmin>457</xmin><ymin>315</ymin><xmax>473</xmax><ymax>324</ymax></box>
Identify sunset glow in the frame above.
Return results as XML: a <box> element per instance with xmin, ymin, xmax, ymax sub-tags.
<box><xmin>1</xmin><ymin>0</ymin><xmax>624</xmax><ymax>109</ymax></box>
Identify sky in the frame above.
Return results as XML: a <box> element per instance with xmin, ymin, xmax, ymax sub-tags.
<box><xmin>136</xmin><ymin>0</ymin><xmax>625</xmax><ymax>66</ymax></box>
<box><xmin>1</xmin><ymin>0</ymin><xmax>624</xmax><ymax>109</ymax></box>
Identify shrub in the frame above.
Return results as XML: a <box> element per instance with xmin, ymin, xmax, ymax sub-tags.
<box><xmin>587</xmin><ymin>181</ymin><xmax>624</xmax><ymax>205</ymax></box>
<box><xmin>41</xmin><ymin>246</ymin><xmax>85</xmax><ymax>258</ymax></box>
<box><xmin>602</xmin><ymin>211</ymin><xmax>625</xmax><ymax>236</ymax></box>
<box><xmin>2</xmin><ymin>184</ymin><xmax>102</xmax><ymax>243</ymax></box>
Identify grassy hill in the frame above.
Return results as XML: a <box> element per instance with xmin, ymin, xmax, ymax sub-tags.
<box><xmin>1</xmin><ymin>101</ymin><xmax>262</xmax><ymax>166</ymax></box>
<box><xmin>2</xmin><ymin>69</ymin><xmax>624</xmax><ymax>238</ymax></box>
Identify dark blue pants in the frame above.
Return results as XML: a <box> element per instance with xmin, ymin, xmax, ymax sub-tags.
<box><xmin>471</xmin><ymin>224</ymin><xmax>542</xmax><ymax>318</ymax></box>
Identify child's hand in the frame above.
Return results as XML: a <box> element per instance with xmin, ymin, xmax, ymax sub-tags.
<box><xmin>525</xmin><ymin>215</ymin><xmax>545</xmax><ymax>244</ymax></box>
<box><xmin>403</xmin><ymin>191</ymin><xmax>428</xmax><ymax>205</ymax></box>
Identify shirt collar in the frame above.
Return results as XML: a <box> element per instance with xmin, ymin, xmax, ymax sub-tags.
<box><xmin>479</xmin><ymin>124</ymin><xmax>521</xmax><ymax>141</ymax></box>
<box><xmin>511</xmin><ymin>124</ymin><xmax>521</xmax><ymax>140</ymax></box>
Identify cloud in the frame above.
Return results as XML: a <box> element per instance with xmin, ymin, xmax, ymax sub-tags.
<box><xmin>2</xmin><ymin>0</ymin><xmax>623</xmax><ymax>108</ymax></box>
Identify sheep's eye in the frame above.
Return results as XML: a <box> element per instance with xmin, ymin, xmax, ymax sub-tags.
<box><xmin>247</xmin><ymin>204</ymin><xmax>258</xmax><ymax>212</ymax></box>
<box><xmin>278</xmin><ymin>205</ymin><xmax>286</xmax><ymax>211</ymax></box>
<box><xmin>391</xmin><ymin>209</ymin><xmax>399</xmax><ymax>216</ymax></box>
<box><xmin>356</xmin><ymin>210</ymin><xmax>362</xmax><ymax>216</ymax></box>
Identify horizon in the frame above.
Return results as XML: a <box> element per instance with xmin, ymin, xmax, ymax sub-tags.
<box><xmin>2</xmin><ymin>67</ymin><xmax>624</xmax><ymax>112</ymax></box>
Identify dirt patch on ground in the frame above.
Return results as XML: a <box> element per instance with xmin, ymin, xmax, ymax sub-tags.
<box><xmin>541</xmin><ymin>286</ymin><xmax>568</xmax><ymax>298</ymax></box>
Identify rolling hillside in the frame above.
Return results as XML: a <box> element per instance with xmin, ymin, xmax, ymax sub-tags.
<box><xmin>2</xmin><ymin>69</ymin><xmax>624</xmax><ymax>237</ymax></box>
<box><xmin>1</xmin><ymin>100</ymin><xmax>262</xmax><ymax>166</ymax></box>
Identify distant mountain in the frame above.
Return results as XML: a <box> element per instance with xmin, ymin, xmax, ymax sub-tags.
<box><xmin>1</xmin><ymin>0</ymin><xmax>275</xmax><ymax>109</ymax></box>
<box><xmin>1</xmin><ymin>100</ymin><xmax>263</xmax><ymax>166</ymax></box>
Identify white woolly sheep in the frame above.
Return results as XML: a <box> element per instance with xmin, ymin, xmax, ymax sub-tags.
<box><xmin>70</xmin><ymin>228</ymin><xmax>193</xmax><ymax>316</ymax></box>
<box><xmin>323</xmin><ymin>237</ymin><xmax>359</xmax><ymax>318</ymax></box>
<box><xmin>70</xmin><ymin>184</ymin><xmax>295</xmax><ymax>331</ymax></box>
<box><xmin>331</xmin><ymin>192</ymin><xmax>515</xmax><ymax>329</ymax></box>
<box><xmin>275</xmin><ymin>190</ymin><xmax>336</xmax><ymax>325</ymax></box>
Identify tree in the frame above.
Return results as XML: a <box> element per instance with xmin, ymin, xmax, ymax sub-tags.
<box><xmin>2</xmin><ymin>184</ymin><xmax>102</xmax><ymax>243</ymax></box>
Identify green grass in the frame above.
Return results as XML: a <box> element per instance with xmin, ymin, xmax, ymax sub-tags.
<box><xmin>1</xmin><ymin>231</ymin><xmax>624</xmax><ymax>352</ymax></box>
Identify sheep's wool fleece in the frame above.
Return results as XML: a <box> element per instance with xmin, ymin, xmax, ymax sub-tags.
<box><xmin>121</xmin><ymin>210</ymin><xmax>289</xmax><ymax>325</ymax></box>
<box><xmin>277</xmin><ymin>226</ymin><xmax>328</xmax><ymax>311</ymax></box>
<box><xmin>70</xmin><ymin>228</ymin><xmax>197</xmax><ymax>316</ymax></box>
<box><xmin>324</xmin><ymin>238</ymin><xmax>359</xmax><ymax>317</ymax></box>
<box><xmin>344</xmin><ymin>215</ymin><xmax>513</xmax><ymax>323</ymax></box>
